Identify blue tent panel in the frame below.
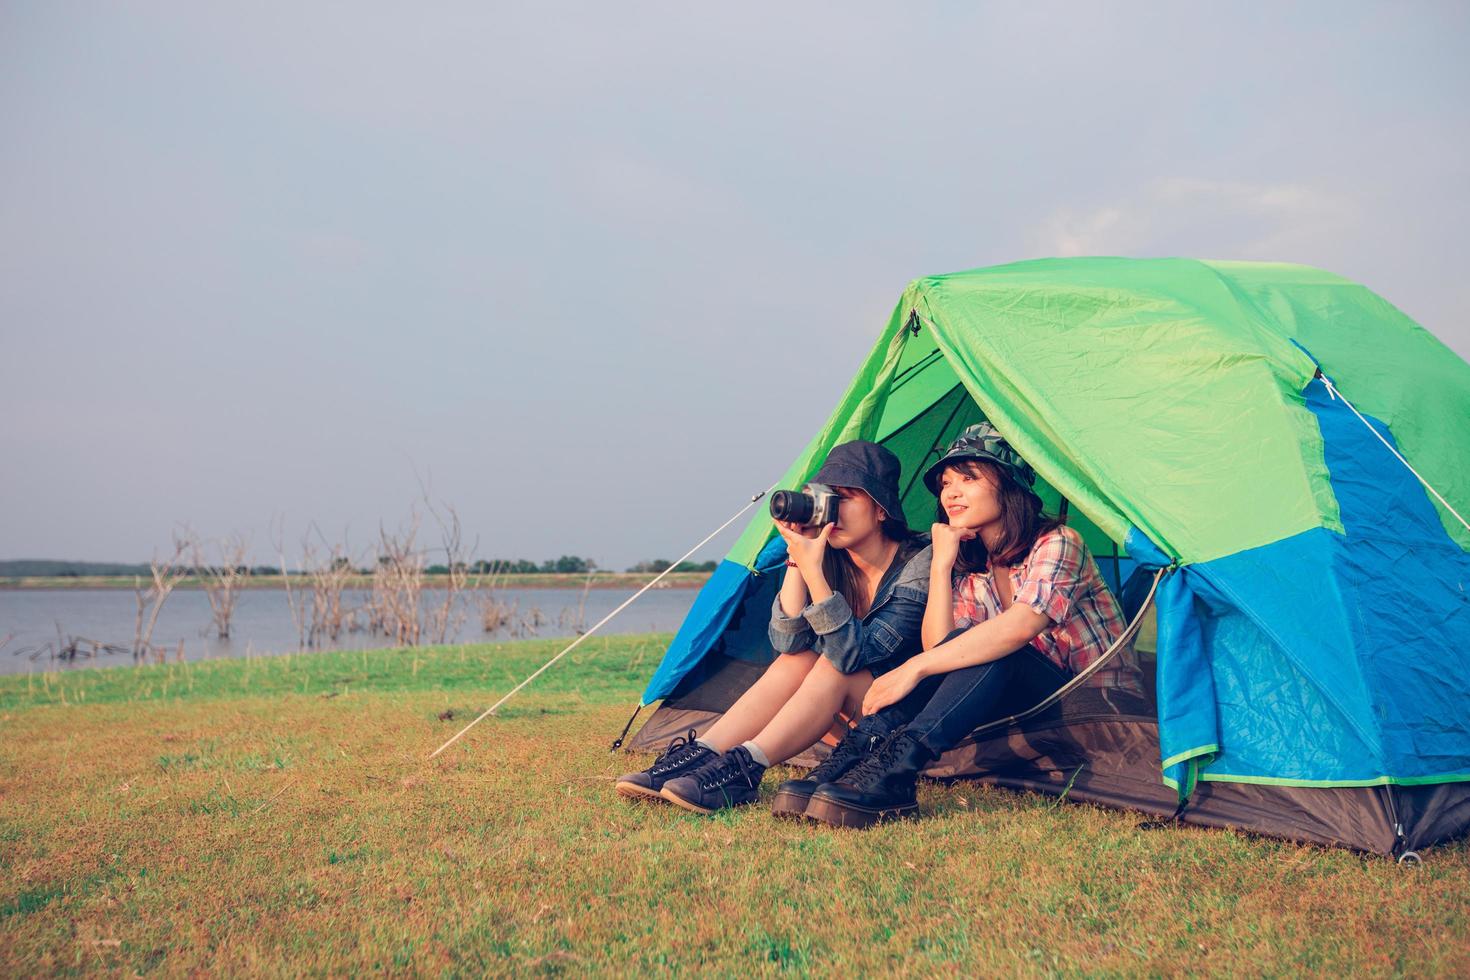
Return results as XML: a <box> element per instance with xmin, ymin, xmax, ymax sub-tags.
<box><xmin>1144</xmin><ymin>377</ymin><xmax>1470</xmax><ymax>788</ymax></box>
<box><xmin>1124</xmin><ymin>528</ymin><xmax>1218</xmax><ymax>797</ymax></box>
<box><xmin>639</xmin><ymin>537</ymin><xmax>787</xmax><ymax>705</ymax></box>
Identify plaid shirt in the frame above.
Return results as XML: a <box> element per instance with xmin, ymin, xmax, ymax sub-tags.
<box><xmin>951</xmin><ymin>525</ymin><xmax>1141</xmax><ymax>693</ymax></box>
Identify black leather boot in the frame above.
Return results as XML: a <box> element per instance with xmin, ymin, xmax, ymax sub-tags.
<box><xmin>805</xmin><ymin>729</ymin><xmax>934</xmax><ymax>828</ymax></box>
<box><xmin>770</xmin><ymin>715</ymin><xmax>893</xmax><ymax>818</ymax></box>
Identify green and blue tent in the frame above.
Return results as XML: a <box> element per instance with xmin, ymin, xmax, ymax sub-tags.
<box><xmin>625</xmin><ymin>257</ymin><xmax>1470</xmax><ymax>856</ymax></box>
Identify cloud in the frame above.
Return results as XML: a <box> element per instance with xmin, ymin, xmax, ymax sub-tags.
<box><xmin>1036</xmin><ymin>206</ymin><xmax>1131</xmax><ymax>258</ymax></box>
<box><xmin>1031</xmin><ymin>177</ymin><xmax>1361</xmax><ymax>262</ymax></box>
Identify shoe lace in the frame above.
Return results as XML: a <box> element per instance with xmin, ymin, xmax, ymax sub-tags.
<box><xmin>696</xmin><ymin>748</ymin><xmax>762</xmax><ymax>791</ymax></box>
<box><xmin>650</xmin><ymin>729</ymin><xmax>705</xmax><ymax>776</ymax></box>
<box><xmin>838</xmin><ymin>731</ymin><xmax>906</xmax><ymax>790</ymax></box>
<box><xmin>809</xmin><ymin>725</ymin><xmax>878</xmax><ymax>782</ymax></box>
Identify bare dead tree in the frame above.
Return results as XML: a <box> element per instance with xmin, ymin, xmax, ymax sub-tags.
<box><xmin>17</xmin><ymin>629</ymin><xmax>130</xmax><ymax>664</ymax></box>
<box><xmin>133</xmin><ymin>586</ymin><xmax>145</xmax><ymax>655</ymax></box>
<box><xmin>132</xmin><ymin>532</ymin><xmax>191</xmax><ymax>660</ymax></box>
<box><xmin>424</xmin><ymin>500</ymin><xmax>476</xmax><ymax>645</ymax></box>
<box><xmin>371</xmin><ymin>512</ymin><xmax>424</xmax><ymax>646</ymax></box>
<box><xmin>573</xmin><ymin>568</ymin><xmax>595</xmax><ymax>634</ymax></box>
<box><xmin>300</xmin><ymin>525</ymin><xmax>358</xmax><ymax>646</ymax></box>
<box><xmin>517</xmin><ymin>604</ymin><xmax>545</xmax><ymax>637</ymax></box>
<box><xmin>481</xmin><ymin>594</ymin><xmax>516</xmax><ymax>633</ymax></box>
<box><xmin>478</xmin><ymin>560</ymin><xmax>513</xmax><ymax>633</ymax></box>
<box><xmin>194</xmin><ymin>532</ymin><xmax>251</xmax><ymax>639</ymax></box>
<box><xmin>471</xmin><ymin>559</ymin><xmax>544</xmax><ymax>640</ymax></box>
<box><xmin>271</xmin><ymin>515</ymin><xmax>307</xmax><ymax>650</ymax></box>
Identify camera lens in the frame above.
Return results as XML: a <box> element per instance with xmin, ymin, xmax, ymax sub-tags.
<box><xmin>769</xmin><ymin>489</ymin><xmax>814</xmax><ymax>524</ymax></box>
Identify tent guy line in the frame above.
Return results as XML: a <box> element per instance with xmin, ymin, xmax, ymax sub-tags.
<box><xmin>1320</xmin><ymin>373</ymin><xmax>1470</xmax><ymax>533</ymax></box>
<box><xmin>426</xmin><ymin>484</ymin><xmax>779</xmax><ymax>761</ymax></box>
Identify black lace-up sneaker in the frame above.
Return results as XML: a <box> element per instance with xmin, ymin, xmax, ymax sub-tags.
<box><xmin>805</xmin><ymin>729</ymin><xmax>934</xmax><ymax>828</ymax></box>
<box><xmin>615</xmin><ymin>729</ymin><xmax>716</xmax><ymax>801</ymax></box>
<box><xmin>659</xmin><ymin>745</ymin><xmax>767</xmax><ymax>814</ymax></box>
<box><xmin>770</xmin><ymin>715</ymin><xmax>893</xmax><ymax>819</ymax></box>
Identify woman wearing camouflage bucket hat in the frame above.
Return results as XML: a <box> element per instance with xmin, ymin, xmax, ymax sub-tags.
<box><xmin>616</xmin><ymin>439</ymin><xmax>933</xmax><ymax>815</ymax></box>
<box><xmin>802</xmin><ymin>423</ymin><xmax>1142</xmax><ymax>828</ymax></box>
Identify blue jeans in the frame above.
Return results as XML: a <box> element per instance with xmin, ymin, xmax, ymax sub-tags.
<box><xmin>874</xmin><ymin>629</ymin><xmax>1071</xmax><ymax>756</ymax></box>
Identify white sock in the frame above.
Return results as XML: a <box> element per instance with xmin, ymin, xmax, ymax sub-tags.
<box><xmin>740</xmin><ymin>740</ymin><xmax>771</xmax><ymax>768</ymax></box>
<box><xmin>696</xmin><ymin>738</ymin><xmax>716</xmax><ymax>751</ymax></box>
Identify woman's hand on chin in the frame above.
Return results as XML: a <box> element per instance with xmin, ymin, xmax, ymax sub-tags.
<box><xmin>930</xmin><ymin>523</ymin><xmax>977</xmax><ymax>567</ymax></box>
<box><xmin>862</xmin><ymin>660</ymin><xmax>923</xmax><ymax>716</ymax></box>
<box><xmin>775</xmin><ymin>520</ymin><xmax>832</xmax><ymax>576</ymax></box>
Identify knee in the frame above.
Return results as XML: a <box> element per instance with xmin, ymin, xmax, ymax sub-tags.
<box><xmin>766</xmin><ymin>650</ymin><xmax>818</xmax><ymax>677</ymax></box>
<box><xmin>807</xmin><ymin>654</ymin><xmax>847</xmax><ymax>682</ymax></box>
<box><xmin>806</xmin><ymin>654</ymin><xmax>865</xmax><ymax>689</ymax></box>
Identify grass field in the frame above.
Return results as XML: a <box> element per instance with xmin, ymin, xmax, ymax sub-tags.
<box><xmin>2</xmin><ymin>636</ymin><xmax>1467</xmax><ymax>976</ymax></box>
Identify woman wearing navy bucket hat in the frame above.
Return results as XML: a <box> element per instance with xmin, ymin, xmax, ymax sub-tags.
<box><xmin>616</xmin><ymin>439</ymin><xmax>933</xmax><ymax>815</ymax></box>
<box><xmin>802</xmin><ymin>423</ymin><xmax>1142</xmax><ymax>828</ymax></box>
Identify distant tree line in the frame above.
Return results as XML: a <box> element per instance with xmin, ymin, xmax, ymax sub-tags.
<box><xmin>0</xmin><ymin>560</ymin><xmax>154</xmax><ymax>577</ymax></box>
<box><xmin>463</xmin><ymin>556</ymin><xmax>600</xmax><ymax>575</ymax></box>
<box><xmin>627</xmin><ymin>560</ymin><xmax>718</xmax><ymax>573</ymax></box>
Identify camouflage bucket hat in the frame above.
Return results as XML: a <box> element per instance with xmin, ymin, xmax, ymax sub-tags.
<box><xmin>923</xmin><ymin>422</ymin><xmax>1037</xmax><ymax>494</ymax></box>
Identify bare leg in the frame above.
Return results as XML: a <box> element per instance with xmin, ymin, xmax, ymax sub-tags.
<box><xmin>751</xmin><ymin>656</ymin><xmax>875</xmax><ymax>764</ymax></box>
<box><xmin>699</xmin><ymin>651</ymin><xmax>819</xmax><ymax>751</ymax></box>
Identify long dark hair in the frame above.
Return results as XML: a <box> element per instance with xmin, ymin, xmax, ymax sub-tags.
<box><xmin>823</xmin><ymin>497</ymin><xmax>913</xmax><ymax>619</ymax></box>
<box><xmin>934</xmin><ymin>460</ymin><xmax>1062</xmax><ymax>575</ymax></box>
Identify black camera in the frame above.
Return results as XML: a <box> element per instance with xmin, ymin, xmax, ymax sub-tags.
<box><xmin>769</xmin><ymin>482</ymin><xmax>839</xmax><ymax>527</ymax></box>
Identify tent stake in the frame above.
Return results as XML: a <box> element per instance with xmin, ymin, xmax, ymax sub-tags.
<box><xmin>608</xmin><ymin>703</ymin><xmax>644</xmax><ymax>752</ymax></box>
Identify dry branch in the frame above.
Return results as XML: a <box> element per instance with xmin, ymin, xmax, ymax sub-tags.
<box><xmin>300</xmin><ymin>525</ymin><xmax>359</xmax><ymax>646</ymax></box>
<box><xmin>271</xmin><ymin>515</ymin><xmax>307</xmax><ymax>650</ymax></box>
<box><xmin>424</xmin><ymin>500</ymin><xmax>474</xmax><ymax>645</ymax></box>
<box><xmin>194</xmin><ymin>532</ymin><xmax>251</xmax><ymax>639</ymax></box>
<box><xmin>371</xmin><ymin>512</ymin><xmax>424</xmax><ymax>645</ymax></box>
<box><xmin>133</xmin><ymin>532</ymin><xmax>191</xmax><ymax>660</ymax></box>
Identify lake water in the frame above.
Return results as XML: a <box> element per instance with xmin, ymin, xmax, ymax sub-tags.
<box><xmin>0</xmin><ymin>586</ymin><xmax>699</xmax><ymax>674</ymax></box>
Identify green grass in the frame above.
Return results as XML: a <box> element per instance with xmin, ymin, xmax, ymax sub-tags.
<box><xmin>1</xmin><ymin>635</ymin><xmax>1466</xmax><ymax>976</ymax></box>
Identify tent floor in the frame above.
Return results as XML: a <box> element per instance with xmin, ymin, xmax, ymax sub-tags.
<box><xmin>625</xmin><ymin>660</ymin><xmax>1470</xmax><ymax>857</ymax></box>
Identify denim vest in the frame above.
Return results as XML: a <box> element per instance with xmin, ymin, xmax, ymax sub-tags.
<box><xmin>768</xmin><ymin>536</ymin><xmax>932</xmax><ymax>675</ymax></box>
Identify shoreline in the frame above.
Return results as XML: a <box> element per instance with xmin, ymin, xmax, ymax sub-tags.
<box><xmin>0</xmin><ymin>571</ymin><xmax>714</xmax><ymax>591</ymax></box>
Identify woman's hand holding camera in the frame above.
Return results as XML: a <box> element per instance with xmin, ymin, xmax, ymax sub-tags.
<box><xmin>774</xmin><ymin>519</ymin><xmax>832</xmax><ymax>581</ymax></box>
<box><xmin>774</xmin><ymin>519</ymin><xmax>835</xmax><ymax>617</ymax></box>
<box><xmin>930</xmin><ymin>522</ymin><xmax>977</xmax><ymax>569</ymax></box>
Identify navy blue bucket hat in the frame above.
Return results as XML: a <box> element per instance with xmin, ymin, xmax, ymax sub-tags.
<box><xmin>811</xmin><ymin>440</ymin><xmax>905</xmax><ymax>524</ymax></box>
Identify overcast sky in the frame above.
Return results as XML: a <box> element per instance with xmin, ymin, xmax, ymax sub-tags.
<box><xmin>3</xmin><ymin>3</ymin><xmax>1467</xmax><ymax>571</ymax></box>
